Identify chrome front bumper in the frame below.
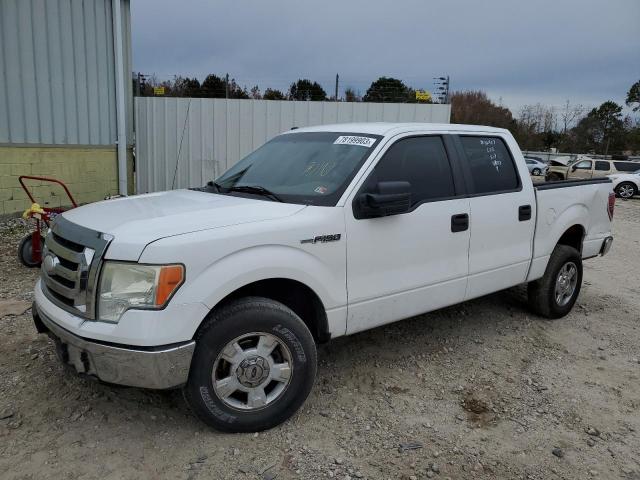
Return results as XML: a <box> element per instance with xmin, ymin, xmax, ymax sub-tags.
<box><xmin>33</xmin><ymin>303</ymin><xmax>195</xmax><ymax>389</ymax></box>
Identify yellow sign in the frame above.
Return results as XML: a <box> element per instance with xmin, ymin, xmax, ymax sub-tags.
<box><xmin>415</xmin><ymin>90</ymin><xmax>431</xmax><ymax>101</ymax></box>
<box><xmin>153</xmin><ymin>86</ymin><xmax>165</xmax><ymax>96</ymax></box>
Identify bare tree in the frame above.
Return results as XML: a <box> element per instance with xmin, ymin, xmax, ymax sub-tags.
<box><xmin>560</xmin><ymin>100</ymin><xmax>585</xmax><ymax>134</ymax></box>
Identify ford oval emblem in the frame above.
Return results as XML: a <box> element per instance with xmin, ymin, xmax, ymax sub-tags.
<box><xmin>43</xmin><ymin>254</ymin><xmax>59</xmax><ymax>275</ymax></box>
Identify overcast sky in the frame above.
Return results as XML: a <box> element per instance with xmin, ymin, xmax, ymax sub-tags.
<box><xmin>131</xmin><ymin>0</ymin><xmax>640</xmax><ymax>116</ymax></box>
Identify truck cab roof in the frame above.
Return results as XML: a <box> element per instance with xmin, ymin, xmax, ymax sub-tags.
<box><xmin>285</xmin><ymin>122</ymin><xmax>510</xmax><ymax>137</ymax></box>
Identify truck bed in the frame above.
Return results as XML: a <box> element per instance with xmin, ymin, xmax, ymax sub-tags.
<box><xmin>527</xmin><ymin>177</ymin><xmax>613</xmax><ymax>282</ymax></box>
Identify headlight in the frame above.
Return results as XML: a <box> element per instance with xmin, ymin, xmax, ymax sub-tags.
<box><xmin>98</xmin><ymin>262</ymin><xmax>184</xmax><ymax>322</ymax></box>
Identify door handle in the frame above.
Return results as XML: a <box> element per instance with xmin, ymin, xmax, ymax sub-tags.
<box><xmin>519</xmin><ymin>205</ymin><xmax>532</xmax><ymax>221</ymax></box>
<box><xmin>451</xmin><ymin>213</ymin><xmax>469</xmax><ymax>232</ymax></box>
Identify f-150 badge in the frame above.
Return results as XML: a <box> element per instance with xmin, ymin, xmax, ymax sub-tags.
<box><xmin>300</xmin><ymin>234</ymin><xmax>341</xmax><ymax>244</ymax></box>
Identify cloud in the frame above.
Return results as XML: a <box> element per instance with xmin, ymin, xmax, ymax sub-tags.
<box><xmin>131</xmin><ymin>0</ymin><xmax>640</xmax><ymax>113</ymax></box>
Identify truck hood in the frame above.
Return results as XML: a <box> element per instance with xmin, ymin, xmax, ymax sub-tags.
<box><xmin>61</xmin><ymin>190</ymin><xmax>306</xmax><ymax>260</ymax></box>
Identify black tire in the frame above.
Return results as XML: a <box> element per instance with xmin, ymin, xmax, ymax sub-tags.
<box><xmin>615</xmin><ymin>182</ymin><xmax>637</xmax><ymax>199</ymax></box>
<box><xmin>183</xmin><ymin>296</ymin><xmax>317</xmax><ymax>432</ymax></box>
<box><xmin>532</xmin><ymin>168</ymin><xmax>541</xmax><ymax>176</ymax></box>
<box><xmin>547</xmin><ymin>173</ymin><xmax>564</xmax><ymax>182</ymax></box>
<box><xmin>18</xmin><ymin>234</ymin><xmax>42</xmax><ymax>268</ymax></box>
<box><xmin>527</xmin><ymin>245</ymin><xmax>583</xmax><ymax>319</ymax></box>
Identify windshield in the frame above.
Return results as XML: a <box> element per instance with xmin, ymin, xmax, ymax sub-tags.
<box><xmin>213</xmin><ymin>132</ymin><xmax>382</xmax><ymax>206</ymax></box>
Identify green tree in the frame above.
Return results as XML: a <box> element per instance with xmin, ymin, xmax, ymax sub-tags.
<box><xmin>289</xmin><ymin>79</ymin><xmax>327</xmax><ymax>101</ymax></box>
<box><xmin>263</xmin><ymin>88</ymin><xmax>286</xmax><ymax>100</ymax></box>
<box><xmin>626</xmin><ymin>80</ymin><xmax>640</xmax><ymax>112</ymax></box>
<box><xmin>573</xmin><ymin>101</ymin><xmax>625</xmax><ymax>154</ymax></box>
<box><xmin>200</xmin><ymin>74</ymin><xmax>226</xmax><ymax>97</ymax></box>
<box><xmin>227</xmin><ymin>78</ymin><xmax>249</xmax><ymax>99</ymax></box>
<box><xmin>172</xmin><ymin>77</ymin><xmax>201</xmax><ymax>97</ymax></box>
<box><xmin>362</xmin><ymin>77</ymin><xmax>414</xmax><ymax>103</ymax></box>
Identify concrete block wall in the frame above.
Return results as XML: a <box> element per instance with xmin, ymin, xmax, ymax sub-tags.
<box><xmin>0</xmin><ymin>146</ymin><xmax>122</xmax><ymax>216</ymax></box>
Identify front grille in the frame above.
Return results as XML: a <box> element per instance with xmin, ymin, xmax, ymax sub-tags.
<box><xmin>40</xmin><ymin>216</ymin><xmax>111</xmax><ymax>319</ymax></box>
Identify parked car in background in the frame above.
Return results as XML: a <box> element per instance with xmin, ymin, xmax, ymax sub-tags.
<box><xmin>524</xmin><ymin>156</ymin><xmax>548</xmax><ymax>176</ymax></box>
<box><xmin>609</xmin><ymin>169</ymin><xmax>640</xmax><ymax>198</ymax></box>
<box><xmin>546</xmin><ymin>156</ymin><xmax>640</xmax><ymax>182</ymax></box>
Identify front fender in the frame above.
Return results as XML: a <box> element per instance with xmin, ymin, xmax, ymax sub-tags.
<box><xmin>179</xmin><ymin>244</ymin><xmax>346</xmax><ymax>313</ymax></box>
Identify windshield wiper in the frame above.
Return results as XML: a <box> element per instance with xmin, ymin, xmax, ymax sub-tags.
<box><xmin>202</xmin><ymin>181</ymin><xmax>224</xmax><ymax>193</ymax></box>
<box><xmin>228</xmin><ymin>185</ymin><xmax>283</xmax><ymax>202</ymax></box>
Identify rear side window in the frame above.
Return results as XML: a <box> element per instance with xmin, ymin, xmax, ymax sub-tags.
<box><xmin>459</xmin><ymin>136</ymin><xmax>519</xmax><ymax>194</ymax></box>
<box><xmin>614</xmin><ymin>162</ymin><xmax>640</xmax><ymax>172</ymax></box>
<box><xmin>365</xmin><ymin>136</ymin><xmax>455</xmax><ymax>206</ymax></box>
<box><xmin>595</xmin><ymin>161</ymin><xmax>610</xmax><ymax>171</ymax></box>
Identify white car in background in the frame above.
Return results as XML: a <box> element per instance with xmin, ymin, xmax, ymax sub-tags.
<box><xmin>609</xmin><ymin>169</ymin><xmax>640</xmax><ymax>198</ymax></box>
<box><xmin>524</xmin><ymin>156</ymin><xmax>548</xmax><ymax>176</ymax></box>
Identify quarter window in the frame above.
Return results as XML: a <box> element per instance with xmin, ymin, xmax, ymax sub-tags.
<box><xmin>459</xmin><ymin>136</ymin><xmax>519</xmax><ymax>194</ymax></box>
<box><xmin>364</xmin><ymin>136</ymin><xmax>455</xmax><ymax>206</ymax></box>
<box><xmin>614</xmin><ymin>162</ymin><xmax>640</xmax><ymax>172</ymax></box>
<box><xmin>595</xmin><ymin>161</ymin><xmax>610</xmax><ymax>171</ymax></box>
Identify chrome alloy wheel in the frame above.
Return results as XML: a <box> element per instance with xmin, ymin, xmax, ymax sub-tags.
<box><xmin>618</xmin><ymin>184</ymin><xmax>635</xmax><ymax>199</ymax></box>
<box><xmin>212</xmin><ymin>332</ymin><xmax>293</xmax><ymax>411</ymax></box>
<box><xmin>555</xmin><ymin>261</ymin><xmax>578</xmax><ymax>307</ymax></box>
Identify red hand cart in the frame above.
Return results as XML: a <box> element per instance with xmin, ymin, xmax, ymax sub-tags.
<box><xmin>17</xmin><ymin>175</ymin><xmax>78</xmax><ymax>267</ymax></box>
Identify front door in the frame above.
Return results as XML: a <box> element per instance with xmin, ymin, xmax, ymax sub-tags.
<box><xmin>345</xmin><ymin>135</ymin><xmax>470</xmax><ymax>334</ymax></box>
<box><xmin>569</xmin><ymin>159</ymin><xmax>593</xmax><ymax>179</ymax></box>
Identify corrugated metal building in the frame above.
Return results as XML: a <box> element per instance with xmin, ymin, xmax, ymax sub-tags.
<box><xmin>135</xmin><ymin>97</ymin><xmax>452</xmax><ymax>193</ymax></box>
<box><xmin>0</xmin><ymin>0</ymin><xmax>133</xmax><ymax>215</ymax></box>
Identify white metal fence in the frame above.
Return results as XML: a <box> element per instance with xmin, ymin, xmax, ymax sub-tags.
<box><xmin>134</xmin><ymin>98</ymin><xmax>451</xmax><ymax>193</ymax></box>
<box><xmin>522</xmin><ymin>151</ymin><xmax>640</xmax><ymax>163</ymax></box>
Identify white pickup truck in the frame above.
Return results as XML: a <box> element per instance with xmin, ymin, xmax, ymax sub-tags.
<box><xmin>32</xmin><ymin>123</ymin><xmax>615</xmax><ymax>432</ymax></box>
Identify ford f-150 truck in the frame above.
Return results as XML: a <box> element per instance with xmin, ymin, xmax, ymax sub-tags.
<box><xmin>32</xmin><ymin>123</ymin><xmax>615</xmax><ymax>432</ymax></box>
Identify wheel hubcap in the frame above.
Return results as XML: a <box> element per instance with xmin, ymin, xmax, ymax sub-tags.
<box><xmin>212</xmin><ymin>332</ymin><xmax>292</xmax><ymax>411</ymax></box>
<box><xmin>619</xmin><ymin>185</ymin><xmax>634</xmax><ymax>198</ymax></box>
<box><xmin>555</xmin><ymin>262</ymin><xmax>578</xmax><ymax>307</ymax></box>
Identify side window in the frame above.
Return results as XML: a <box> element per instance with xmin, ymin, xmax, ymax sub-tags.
<box><xmin>595</xmin><ymin>161</ymin><xmax>610</xmax><ymax>171</ymax></box>
<box><xmin>364</xmin><ymin>136</ymin><xmax>455</xmax><ymax>206</ymax></box>
<box><xmin>574</xmin><ymin>160</ymin><xmax>592</xmax><ymax>170</ymax></box>
<box><xmin>459</xmin><ymin>136</ymin><xmax>519</xmax><ymax>194</ymax></box>
<box><xmin>614</xmin><ymin>162</ymin><xmax>640</xmax><ymax>172</ymax></box>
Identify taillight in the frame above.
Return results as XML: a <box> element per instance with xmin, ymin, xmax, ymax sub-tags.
<box><xmin>607</xmin><ymin>192</ymin><xmax>615</xmax><ymax>220</ymax></box>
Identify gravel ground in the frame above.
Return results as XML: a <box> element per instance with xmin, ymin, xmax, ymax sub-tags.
<box><xmin>1</xmin><ymin>199</ymin><xmax>639</xmax><ymax>480</ymax></box>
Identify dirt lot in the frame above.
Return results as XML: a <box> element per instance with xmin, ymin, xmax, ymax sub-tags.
<box><xmin>1</xmin><ymin>199</ymin><xmax>639</xmax><ymax>480</ymax></box>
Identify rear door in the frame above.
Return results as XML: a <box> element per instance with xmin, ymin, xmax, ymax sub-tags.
<box><xmin>454</xmin><ymin>134</ymin><xmax>536</xmax><ymax>300</ymax></box>
<box><xmin>593</xmin><ymin>160</ymin><xmax>611</xmax><ymax>177</ymax></box>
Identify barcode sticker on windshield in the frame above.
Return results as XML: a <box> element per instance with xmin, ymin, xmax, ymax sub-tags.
<box><xmin>334</xmin><ymin>136</ymin><xmax>376</xmax><ymax>147</ymax></box>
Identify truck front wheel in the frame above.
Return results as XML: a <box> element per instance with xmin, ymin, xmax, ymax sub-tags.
<box><xmin>527</xmin><ymin>245</ymin><xmax>583</xmax><ymax>319</ymax></box>
<box><xmin>183</xmin><ymin>296</ymin><xmax>317</xmax><ymax>432</ymax></box>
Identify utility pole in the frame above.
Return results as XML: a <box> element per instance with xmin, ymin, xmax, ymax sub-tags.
<box><xmin>433</xmin><ymin>76</ymin><xmax>450</xmax><ymax>103</ymax></box>
<box><xmin>335</xmin><ymin>73</ymin><xmax>339</xmax><ymax>101</ymax></box>
<box><xmin>445</xmin><ymin>75</ymin><xmax>450</xmax><ymax>104</ymax></box>
<box><xmin>225</xmin><ymin>73</ymin><xmax>229</xmax><ymax>99</ymax></box>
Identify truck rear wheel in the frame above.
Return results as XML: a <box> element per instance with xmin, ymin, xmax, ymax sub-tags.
<box><xmin>527</xmin><ymin>245</ymin><xmax>582</xmax><ymax>319</ymax></box>
<box><xmin>183</xmin><ymin>296</ymin><xmax>317</xmax><ymax>432</ymax></box>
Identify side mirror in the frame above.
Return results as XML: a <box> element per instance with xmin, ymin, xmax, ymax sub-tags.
<box><xmin>571</xmin><ymin>165</ymin><xmax>578</xmax><ymax>172</ymax></box>
<box><xmin>354</xmin><ymin>181</ymin><xmax>411</xmax><ymax>219</ymax></box>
